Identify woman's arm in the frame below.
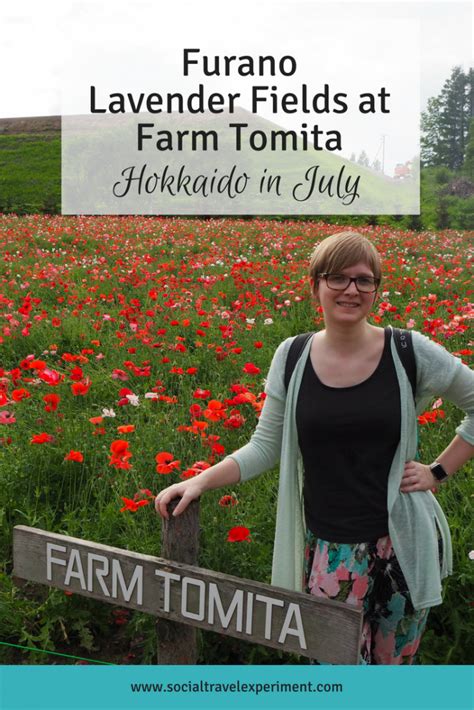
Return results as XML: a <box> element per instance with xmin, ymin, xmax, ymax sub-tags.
<box><xmin>402</xmin><ymin>332</ymin><xmax>474</xmax><ymax>492</ymax></box>
<box><xmin>401</xmin><ymin>435</ymin><xmax>474</xmax><ymax>493</ymax></box>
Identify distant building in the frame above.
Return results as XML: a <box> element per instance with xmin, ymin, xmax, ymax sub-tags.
<box><xmin>394</xmin><ymin>161</ymin><xmax>413</xmax><ymax>179</ymax></box>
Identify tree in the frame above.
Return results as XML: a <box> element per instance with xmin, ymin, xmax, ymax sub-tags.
<box><xmin>357</xmin><ymin>150</ymin><xmax>369</xmax><ymax>167</ymax></box>
<box><xmin>462</xmin><ymin>118</ymin><xmax>474</xmax><ymax>180</ymax></box>
<box><xmin>421</xmin><ymin>66</ymin><xmax>473</xmax><ymax>170</ymax></box>
<box><xmin>421</xmin><ymin>96</ymin><xmax>443</xmax><ymax>166</ymax></box>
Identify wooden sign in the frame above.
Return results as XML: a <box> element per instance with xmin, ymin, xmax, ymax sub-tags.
<box><xmin>13</xmin><ymin>525</ymin><xmax>362</xmax><ymax>664</ymax></box>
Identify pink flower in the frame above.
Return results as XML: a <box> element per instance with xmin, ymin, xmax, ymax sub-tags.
<box><xmin>112</xmin><ymin>369</ymin><xmax>129</xmax><ymax>381</ymax></box>
<box><xmin>0</xmin><ymin>411</ymin><xmax>16</xmax><ymax>425</ymax></box>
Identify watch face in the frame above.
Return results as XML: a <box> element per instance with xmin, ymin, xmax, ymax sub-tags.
<box><xmin>431</xmin><ymin>463</ymin><xmax>448</xmax><ymax>481</ymax></box>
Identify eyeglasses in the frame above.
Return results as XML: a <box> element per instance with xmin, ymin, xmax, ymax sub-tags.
<box><xmin>318</xmin><ymin>273</ymin><xmax>380</xmax><ymax>293</ymax></box>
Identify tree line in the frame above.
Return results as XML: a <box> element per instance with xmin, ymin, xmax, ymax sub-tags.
<box><xmin>416</xmin><ymin>66</ymin><xmax>473</xmax><ymax>230</ymax></box>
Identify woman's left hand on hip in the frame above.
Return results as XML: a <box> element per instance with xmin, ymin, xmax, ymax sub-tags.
<box><xmin>400</xmin><ymin>460</ymin><xmax>437</xmax><ymax>493</ymax></box>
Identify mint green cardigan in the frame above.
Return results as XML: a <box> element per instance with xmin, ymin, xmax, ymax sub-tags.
<box><xmin>228</xmin><ymin>327</ymin><xmax>474</xmax><ymax>610</ymax></box>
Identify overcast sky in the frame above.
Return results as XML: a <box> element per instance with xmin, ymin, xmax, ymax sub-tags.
<box><xmin>1</xmin><ymin>0</ymin><xmax>471</xmax><ymax>118</ymax></box>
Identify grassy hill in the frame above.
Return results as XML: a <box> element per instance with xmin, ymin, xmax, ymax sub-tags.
<box><xmin>0</xmin><ymin>117</ymin><xmax>60</xmax><ymax>213</ymax></box>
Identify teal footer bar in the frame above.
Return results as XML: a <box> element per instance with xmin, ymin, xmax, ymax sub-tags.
<box><xmin>0</xmin><ymin>666</ymin><xmax>473</xmax><ymax>710</ymax></box>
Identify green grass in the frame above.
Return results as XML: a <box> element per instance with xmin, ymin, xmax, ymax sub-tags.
<box><xmin>0</xmin><ymin>134</ymin><xmax>60</xmax><ymax>213</ymax></box>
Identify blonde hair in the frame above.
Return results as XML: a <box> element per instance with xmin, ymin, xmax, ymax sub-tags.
<box><xmin>309</xmin><ymin>231</ymin><xmax>382</xmax><ymax>288</ymax></box>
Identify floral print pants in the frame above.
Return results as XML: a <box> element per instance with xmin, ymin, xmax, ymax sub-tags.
<box><xmin>304</xmin><ymin>530</ymin><xmax>431</xmax><ymax>665</ymax></box>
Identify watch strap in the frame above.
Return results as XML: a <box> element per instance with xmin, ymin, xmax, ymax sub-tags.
<box><xmin>430</xmin><ymin>461</ymin><xmax>449</xmax><ymax>482</ymax></box>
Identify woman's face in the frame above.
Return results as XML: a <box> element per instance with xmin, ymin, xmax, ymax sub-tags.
<box><xmin>310</xmin><ymin>261</ymin><xmax>378</xmax><ymax>326</ymax></box>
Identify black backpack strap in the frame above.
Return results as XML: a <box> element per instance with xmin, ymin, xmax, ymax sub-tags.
<box><xmin>284</xmin><ymin>332</ymin><xmax>314</xmax><ymax>391</ymax></box>
<box><xmin>392</xmin><ymin>327</ymin><xmax>417</xmax><ymax>399</ymax></box>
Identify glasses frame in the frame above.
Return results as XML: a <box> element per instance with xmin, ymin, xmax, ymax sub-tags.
<box><xmin>318</xmin><ymin>272</ymin><xmax>380</xmax><ymax>293</ymax></box>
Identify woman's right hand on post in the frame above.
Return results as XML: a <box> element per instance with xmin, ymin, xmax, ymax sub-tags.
<box><xmin>155</xmin><ymin>479</ymin><xmax>204</xmax><ymax>519</ymax></box>
<box><xmin>155</xmin><ymin>457</ymin><xmax>241</xmax><ymax>520</ymax></box>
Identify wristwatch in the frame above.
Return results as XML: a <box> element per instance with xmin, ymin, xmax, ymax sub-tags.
<box><xmin>429</xmin><ymin>461</ymin><xmax>449</xmax><ymax>483</ymax></box>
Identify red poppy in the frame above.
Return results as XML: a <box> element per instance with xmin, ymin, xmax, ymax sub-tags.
<box><xmin>193</xmin><ymin>388</ymin><xmax>211</xmax><ymax>399</ymax></box>
<box><xmin>110</xmin><ymin>439</ymin><xmax>130</xmax><ymax>455</ymax></box>
<box><xmin>71</xmin><ymin>380</ymin><xmax>91</xmax><ymax>396</ymax></box>
<box><xmin>155</xmin><ymin>451</ymin><xmax>173</xmax><ymax>464</ymax></box>
<box><xmin>181</xmin><ymin>468</ymin><xmax>199</xmax><ymax>479</ymax></box>
<box><xmin>243</xmin><ymin>362</ymin><xmax>261</xmax><ymax>375</ymax></box>
<box><xmin>211</xmin><ymin>443</ymin><xmax>225</xmax><ymax>455</ymax></box>
<box><xmin>187</xmin><ymin>460</ymin><xmax>210</xmax><ymax>477</ymax></box>
<box><xmin>418</xmin><ymin>409</ymin><xmax>445</xmax><ymax>425</ymax></box>
<box><xmin>43</xmin><ymin>393</ymin><xmax>60</xmax><ymax>412</ymax></box>
<box><xmin>28</xmin><ymin>359</ymin><xmax>47</xmax><ymax>371</ymax></box>
<box><xmin>158</xmin><ymin>394</ymin><xmax>178</xmax><ymax>404</ymax></box>
<box><xmin>119</xmin><ymin>497</ymin><xmax>150</xmax><ymax>513</ymax></box>
<box><xmin>12</xmin><ymin>388</ymin><xmax>31</xmax><ymax>401</ymax></box>
<box><xmin>219</xmin><ymin>495</ymin><xmax>238</xmax><ymax>507</ymax></box>
<box><xmin>189</xmin><ymin>403</ymin><xmax>202</xmax><ymax>419</ymax></box>
<box><xmin>155</xmin><ymin>451</ymin><xmax>181</xmax><ymax>474</ymax></box>
<box><xmin>31</xmin><ymin>432</ymin><xmax>54</xmax><ymax>444</ymax></box>
<box><xmin>156</xmin><ymin>459</ymin><xmax>181</xmax><ymax>474</ymax></box>
<box><xmin>110</xmin><ymin>452</ymin><xmax>132</xmax><ymax>469</ymax></box>
<box><xmin>109</xmin><ymin>439</ymin><xmax>132</xmax><ymax>469</ymax></box>
<box><xmin>204</xmin><ymin>400</ymin><xmax>226</xmax><ymax>421</ymax></box>
<box><xmin>65</xmin><ymin>450</ymin><xmax>84</xmax><ymax>462</ymax></box>
<box><xmin>117</xmin><ymin>424</ymin><xmax>135</xmax><ymax>433</ymax></box>
<box><xmin>224</xmin><ymin>411</ymin><xmax>246</xmax><ymax>429</ymax></box>
<box><xmin>227</xmin><ymin>526</ymin><xmax>251</xmax><ymax>542</ymax></box>
<box><xmin>69</xmin><ymin>366</ymin><xmax>84</xmax><ymax>381</ymax></box>
<box><xmin>89</xmin><ymin>415</ymin><xmax>103</xmax><ymax>425</ymax></box>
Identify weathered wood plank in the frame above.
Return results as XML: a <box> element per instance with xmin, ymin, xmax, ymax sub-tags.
<box><xmin>157</xmin><ymin>498</ymin><xmax>200</xmax><ymax>664</ymax></box>
<box><xmin>13</xmin><ymin>525</ymin><xmax>362</xmax><ymax>663</ymax></box>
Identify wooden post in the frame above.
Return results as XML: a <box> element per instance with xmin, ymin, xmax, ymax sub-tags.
<box><xmin>156</xmin><ymin>497</ymin><xmax>200</xmax><ymax>664</ymax></box>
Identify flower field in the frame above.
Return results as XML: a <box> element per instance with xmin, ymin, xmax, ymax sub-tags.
<box><xmin>0</xmin><ymin>215</ymin><xmax>472</xmax><ymax>665</ymax></box>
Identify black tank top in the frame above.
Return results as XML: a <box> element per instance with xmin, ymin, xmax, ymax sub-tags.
<box><xmin>296</xmin><ymin>327</ymin><xmax>401</xmax><ymax>543</ymax></box>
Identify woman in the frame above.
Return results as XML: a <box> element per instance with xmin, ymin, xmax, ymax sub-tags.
<box><xmin>155</xmin><ymin>231</ymin><xmax>474</xmax><ymax>664</ymax></box>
